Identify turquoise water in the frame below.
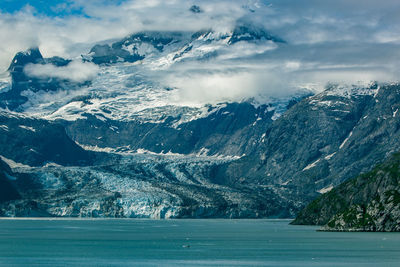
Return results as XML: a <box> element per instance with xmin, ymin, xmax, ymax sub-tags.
<box><xmin>0</xmin><ymin>219</ymin><xmax>399</xmax><ymax>266</ymax></box>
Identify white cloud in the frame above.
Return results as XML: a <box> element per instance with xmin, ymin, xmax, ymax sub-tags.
<box><xmin>168</xmin><ymin>72</ymin><xmax>263</xmax><ymax>104</ymax></box>
<box><xmin>0</xmin><ymin>0</ymin><xmax>400</xmax><ymax>104</ymax></box>
<box><xmin>24</xmin><ymin>61</ymin><xmax>99</xmax><ymax>83</ymax></box>
<box><xmin>160</xmin><ymin>62</ymin><xmax>304</xmax><ymax>105</ymax></box>
<box><xmin>0</xmin><ymin>0</ymin><xmax>250</xmax><ymax>72</ymax></box>
<box><xmin>218</xmin><ymin>41</ymin><xmax>278</xmax><ymax>60</ymax></box>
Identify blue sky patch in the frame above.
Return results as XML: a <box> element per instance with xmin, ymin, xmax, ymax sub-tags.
<box><xmin>0</xmin><ymin>0</ymin><xmax>84</xmax><ymax>17</ymax></box>
<box><xmin>0</xmin><ymin>0</ymin><xmax>127</xmax><ymax>17</ymax></box>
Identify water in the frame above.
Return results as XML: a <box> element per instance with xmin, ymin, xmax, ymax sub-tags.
<box><xmin>0</xmin><ymin>219</ymin><xmax>399</xmax><ymax>266</ymax></box>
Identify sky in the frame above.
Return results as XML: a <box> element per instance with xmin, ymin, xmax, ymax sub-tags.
<box><xmin>1</xmin><ymin>0</ymin><xmax>84</xmax><ymax>17</ymax></box>
<box><xmin>1</xmin><ymin>0</ymin><xmax>400</xmax><ymax>103</ymax></box>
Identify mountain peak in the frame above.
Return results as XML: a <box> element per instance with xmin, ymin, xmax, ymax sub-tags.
<box><xmin>8</xmin><ymin>47</ymin><xmax>43</xmax><ymax>71</ymax></box>
<box><xmin>229</xmin><ymin>21</ymin><xmax>285</xmax><ymax>44</ymax></box>
<box><xmin>189</xmin><ymin>5</ymin><xmax>203</xmax><ymax>14</ymax></box>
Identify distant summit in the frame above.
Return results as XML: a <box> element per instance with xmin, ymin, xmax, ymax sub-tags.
<box><xmin>84</xmin><ymin>21</ymin><xmax>284</xmax><ymax>66</ymax></box>
<box><xmin>1</xmin><ymin>47</ymin><xmax>88</xmax><ymax>111</ymax></box>
<box><xmin>229</xmin><ymin>22</ymin><xmax>285</xmax><ymax>44</ymax></box>
<box><xmin>189</xmin><ymin>5</ymin><xmax>203</xmax><ymax>13</ymax></box>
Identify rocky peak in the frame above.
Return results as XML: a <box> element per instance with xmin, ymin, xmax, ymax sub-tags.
<box><xmin>1</xmin><ymin>48</ymin><xmax>81</xmax><ymax>111</ymax></box>
<box><xmin>229</xmin><ymin>22</ymin><xmax>285</xmax><ymax>44</ymax></box>
<box><xmin>189</xmin><ymin>5</ymin><xmax>203</xmax><ymax>13</ymax></box>
<box><xmin>8</xmin><ymin>47</ymin><xmax>43</xmax><ymax>72</ymax></box>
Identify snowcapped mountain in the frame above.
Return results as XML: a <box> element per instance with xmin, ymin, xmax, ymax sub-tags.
<box><xmin>0</xmin><ymin>21</ymin><xmax>308</xmax><ymax>158</ymax></box>
<box><xmin>2</xmin><ymin>19</ymin><xmax>400</xmax><ymax>219</ymax></box>
<box><xmin>0</xmin><ymin>48</ymin><xmax>89</xmax><ymax>111</ymax></box>
<box><xmin>221</xmin><ymin>83</ymin><xmax>400</xmax><ymax>208</ymax></box>
<box><xmin>84</xmin><ymin>21</ymin><xmax>284</xmax><ymax>67</ymax></box>
<box><xmin>0</xmin><ymin>22</ymin><xmax>305</xmax><ymax>218</ymax></box>
<box><xmin>0</xmin><ymin>21</ymin><xmax>295</xmax><ymax>125</ymax></box>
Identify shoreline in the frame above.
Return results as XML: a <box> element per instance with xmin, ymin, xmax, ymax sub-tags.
<box><xmin>0</xmin><ymin>217</ymin><xmax>294</xmax><ymax>221</ymax></box>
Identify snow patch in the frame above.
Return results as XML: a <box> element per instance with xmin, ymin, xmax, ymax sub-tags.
<box><xmin>95</xmin><ymin>115</ymin><xmax>107</xmax><ymax>122</ymax></box>
<box><xmin>271</xmin><ymin>111</ymin><xmax>282</xmax><ymax>121</ymax></box>
<box><xmin>77</xmin><ymin>144</ymin><xmax>119</xmax><ymax>153</ymax></box>
<box><xmin>136</xmin><ymin>148</ymin><xmax>184</xmax><ymax>157</ymax></box>
<box><xmin>0</xmin><ymin>125</ymin><xmax>9</xmax><ymax>131</ymax></box>
<box><xmin>197</xmin><ymin>148</ymin><xmax>210</xmax><ymax>156</ymax></box>
<box><xmin>19</xmin><ymin>125</ymin><xmax>36</xmax><ymax>132</ymax></box>
<box><xmin>43</xmin><ymin>162</ymin><xmax>63</xmax><ymax>168</ymax></box>
<box><xmin>318</xmin><ymin>185</ymin><xmax>334</xmax><ymax>194</ymax></box>
<box><xmin>393</xmin><ymin>108</ymin><xmax>398</xmax><ymax>118</ymax></box>
<box><xmin>324</xmin><ymin>82</ymin><xmax>378</xmax><ymax>99</ymax></box>
<box><xmin>109</xmin><ymin>126</ymin><xmax>119</xmax><ymax>133</ymax></box>
<box><xmin>0</xmin><ymin>155</ymin><xmax>32</xmax><ymax>169</ymax></box>
<box><xmin>339</xmin><ymin>131</ymin><xmax>353</xmax><ymax>149</ymax></box>
<box><xmin>324</xmin><ymin>152</ymin><xmax>336</xmax><ymax>160</ymax></box>
<box><xmin>303</xmin><ymin>159</ymin><xmax>321</xmax><ymax>171</ymax></box>
<box><xmin>373</xmin><ymin>85</ymin><xmax>381</xmax><ymax>98</ymax></box>
<box><xmin>260</xmin><ymin>133</ymin><xmax>266</xmax><ymax>142</ymax></box>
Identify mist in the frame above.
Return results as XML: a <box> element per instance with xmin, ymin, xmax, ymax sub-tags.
<box><xmin>1</xmin><ymin>0</ymin><xmax>400</xmax><ymax>104</ymax></box>
<box><xmin>24</xmin><ymin>60</ymin><xmax>99</xmax><ymax>83</ymax></box>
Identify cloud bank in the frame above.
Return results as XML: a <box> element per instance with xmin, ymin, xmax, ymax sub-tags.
<box><xmin>0</xmin><ymin>0</ymin><xmax>400</xmax><ymax>104</ymax></box>
<box><xmin>24</xmin><ymin>60</ymin><xmax>99</xmax><ymax>83</ymax></box>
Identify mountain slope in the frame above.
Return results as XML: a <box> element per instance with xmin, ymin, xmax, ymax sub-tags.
<box><xmin>62</xmin><ymin>101</ymin><xmax>279</xmax><ymax>157</ymax></box>
<box><xmin>292</xmin><ymin>152</ymin><xmax>400</xmax><ymax>232</ymax></box>
<box><xmin>2</xmin><ymin>82</ymin><xmax>400</xmax><ymax>218</ymax></box>
<box><xmin>84</xmin><ymin>22</ymin><xmax>283</xmax><ymax>66</ymax></box>
<box><xmin>0</xmin><ymin>48</ymin><xmax>88</xmax><ymax>111</ymax></box>
<box><xmin>0</xmin><ymin>111</ymin><xmax>94</xmax><ymax>167</ymax></box>
<box><xmin>0</xmin><ymin>159</ymin><xmax>20</xmax><ymax>203</ymax></box>
<box><xmin>217</xmin><ymin>83</ymin><xmax>400</xmax><ymax>210</ymax></box>
<box><xmin>1</xmin><ymin>25</ymin><xmax>400</xmax><ymax>219</ymax></box>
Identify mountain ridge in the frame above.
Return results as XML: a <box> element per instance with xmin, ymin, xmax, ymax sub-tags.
<box><xmin>292</xmin><ymin>152</ymin><xmax>400</xmax><ymax>231</ymax></box>
<box><xmin>1</xmin><ymin>28</ymin><xmax>400</xmax><ymax>220</ymax></box>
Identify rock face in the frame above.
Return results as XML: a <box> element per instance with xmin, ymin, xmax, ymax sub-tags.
<box><xmin>292</xmin><ymin>152</ymin><xmax>400</xmax><ymax>232</ymax></box>
<box><xmin>86</xmin><ymin>32</ymin><xmax>178</xmax><ymax>65</ymax></box>
<box><xmin>228</xmin><ymin>22</ymin><xmax>285</xmax><ymax>44</ymax></box>
<box><xmin>63</xmin><ymin>102</ymin><xmax>277</xmax><ymax>157</ymax></box>
<box><xmin>0</xmin><ymin>111</ymin><xmax>94</xmax><ymax>167</ymax></box>
<box><xmin>0</xmin><ymin>159</ymin><xmax>20</xmax><ymax>203</ymax></box>
<box><xmin>0</xmin><ymin>48</ymin><xmax>88</xmax><ymax>111</ymax></box>
<box><xmin>2</xmin><ymin>82</ymin><xmax>400</xmax><ymax>219</ymax></box>
<box><xmin>3</xmin><ymin>83</ymin><xmax>400</xmax><ymax>218</ymax></box>
<box><xmin>220</xmin><ymin>83</ymin><xmax>400</xmax><ymax>210</ymax></box>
